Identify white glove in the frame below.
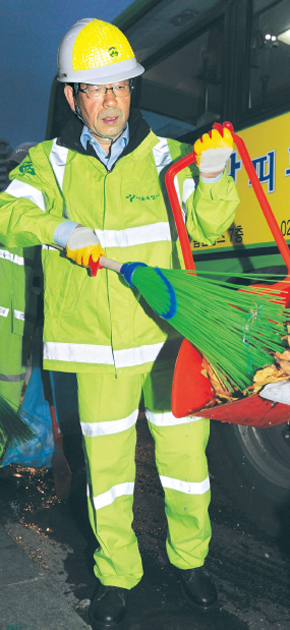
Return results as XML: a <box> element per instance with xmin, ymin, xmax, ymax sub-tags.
<box><xmin>193</xmin><ymin>126</ymin><xmax>233</xmax><ymax>174</ymax></box>
<box><xmin>66</xmin><ymin>227</ymin><xmax>104</xmax><ymax>268</ymax></box>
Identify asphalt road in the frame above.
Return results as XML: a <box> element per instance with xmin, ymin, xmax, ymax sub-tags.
<box><xmin>0</xmin><ymin>416</ymin><xmax>290</xmax><ymax>630</ymax></box>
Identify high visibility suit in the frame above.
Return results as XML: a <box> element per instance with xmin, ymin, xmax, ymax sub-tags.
<box><xmin>0</xmin><ymin>109</ymin><xmax>240</xmax><ymax>587</ymax></box>
<box><xmin>0</xmin><ymin>244</ymin><xmax>39</xmax><ymax>462</ymax></box>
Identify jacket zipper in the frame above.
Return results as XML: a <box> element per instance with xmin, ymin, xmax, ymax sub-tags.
<box><xmin>103</xmin><ymin>171</ymin><xmax>117</xmax><ymax>376</ymax></box>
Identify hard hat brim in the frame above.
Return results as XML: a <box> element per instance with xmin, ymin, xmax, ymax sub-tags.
<box><xmin>58</xmin><ymin>58</ymin><xmax>145</xmax><ymax>84</ymax></box>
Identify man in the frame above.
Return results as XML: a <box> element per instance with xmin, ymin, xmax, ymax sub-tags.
<box><xmin>0</xmin><ymin>18</ymin><xmax>239</xmax><ymax>630</ymax></box>
<box><xmin>0</xmin><ymin>142</ymin><xmax>40</xmax><ymax>465</ymax></box>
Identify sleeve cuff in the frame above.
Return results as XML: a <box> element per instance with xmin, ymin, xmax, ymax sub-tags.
<box><xmin>53</xmin><ymin>221</ymin><xmax>79</xmax><ymax>247</ymax></box>
<box><xmin>200</xmin><ymin>172</ymin><xmax>224</xmax><ymax>184</ymax></box>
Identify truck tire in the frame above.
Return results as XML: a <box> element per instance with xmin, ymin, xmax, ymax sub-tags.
<box><xmin>207</xmin><ymin>415</ymin><xmax>290</xmax><ymax>537</ymax></box>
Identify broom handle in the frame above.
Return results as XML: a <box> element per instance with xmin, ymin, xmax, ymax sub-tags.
<box><xmin>219</xmin><ymin>121</ymin><xmax>290</xmax><ymax>275</ymax></box>
<box><xmin>49</xmin><ymin>244</ymin><xmax>122</xmax><ymax>274</ymax></box>
<box><xmin>165</xmin><ymin>154</ymin><xmax>197</xmax><ymax>271</ymax></box>
<box><xmin>99</xmin><ymin>257</ymin><xmax>121</xmax><ymax>273</ymax></box>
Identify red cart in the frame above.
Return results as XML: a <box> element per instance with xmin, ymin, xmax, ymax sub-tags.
<box><xmin>165</xmin><ymin>122</ymin><xmax>290</xmax><ymax>429</ymax></box>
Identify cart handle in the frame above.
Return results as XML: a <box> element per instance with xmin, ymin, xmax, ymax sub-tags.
<box><xmin>165</xmin><ymin>154</ymin><xmax>197</xmax><ymax>271</ymax></box>
<box><xmin>220</xmin><ymin>121</ymin><xmax>290</xmax><ymax>275</ymax></box>
<box><xmin>165</xmin><ymin>122</ymin><xmax>290</xmax><ymax>275</ymax></box>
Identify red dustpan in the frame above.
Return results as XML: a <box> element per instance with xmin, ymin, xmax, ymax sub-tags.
<box><xmin>165</xmin><ymin>122</ymin><xmax>290</xmax><ymax>426</ymax></box>
<box><xmin>173</xmin><ymin>342</ymin><xmax>214</xmax><ymax>416</ymax></box>
<box><xmin>199</xmin><ymin>393</ymin><xmax>290</xmax><ymax>429</ymax></box>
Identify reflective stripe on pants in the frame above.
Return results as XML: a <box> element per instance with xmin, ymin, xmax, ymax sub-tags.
<box><xmin>77</xmin><ymin>365</ymin><xmax>211</xmax><ymax>589</ymax></box>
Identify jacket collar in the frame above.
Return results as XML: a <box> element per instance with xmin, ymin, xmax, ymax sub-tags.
<box><xmin>56</xmin><ymin>108</ymin><xmax>151</xmax><ymax>162</ymax></box>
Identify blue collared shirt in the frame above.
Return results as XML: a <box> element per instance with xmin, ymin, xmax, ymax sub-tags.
<box><xmin>80</xmin><ymin>123</ymin><xmax>129</xmax><ymax>171</ymax></box>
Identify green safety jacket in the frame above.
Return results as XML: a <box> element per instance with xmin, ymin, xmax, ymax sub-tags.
<box><xmin>0</xmin><ymin>110</ymin><xmax>239</xmax><ymax>376</ymax></box>
<box><xmin>0</xmin><ymin>244</ymin><xmax>39</xmax><ymax>340</ymax></box>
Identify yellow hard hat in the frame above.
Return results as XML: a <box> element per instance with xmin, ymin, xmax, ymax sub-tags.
<box><xmin>57</xmin><ymin>18</ymin><xmax>144</xmax><ymax>84</ymax></box>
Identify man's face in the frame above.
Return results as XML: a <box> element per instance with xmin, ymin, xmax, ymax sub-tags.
<box><xmin>65</xmin><ymin>82</ymin><xmax>131</xmax><ymax>144</ymax></box>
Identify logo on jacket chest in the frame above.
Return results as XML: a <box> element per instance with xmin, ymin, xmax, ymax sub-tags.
<box><xmin>18</xmin><ymin>161</ymin><xmax>35</xmax><ymax>176</ymax></box>
<box><xmin>126</xmin><ymin>193</ymin><xmax>161</xmax><ymax>203</ymax></box>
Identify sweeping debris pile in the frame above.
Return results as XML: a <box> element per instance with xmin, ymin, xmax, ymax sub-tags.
<box><xmin>121</xmin><ymin>263</ymin><xmax>290</xmax><ymax>394</ymax></box>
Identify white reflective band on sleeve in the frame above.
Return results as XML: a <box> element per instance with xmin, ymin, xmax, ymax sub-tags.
<box><xmin>14</xmin><ymin>310</ymin><xmax>25</xmax><ymax>321</ymax></box>
<box><xmin>43</xmin><ymin>341</ymin><xmax>164</xmax><ymax>367</ymax></box>
<box><xmin>49</xmin><ymin>140</ymin><xmax>69</xmax><ymax>191</ymax></box>
<box><xmin>95</xmin><ymin>222</ymin><xmax>171</xmax><ymax>249</ymax></box>
<box><xmin>0</xmin><ymin>307</ymin><xmax>9</xmax><ymax>318</ymax></box>
<box><xmin>172</xmin><ymin>175</ymin><xmax>193</xmax><ymax>223</ymax></box>
<box><xmin>153</xmin><ymin>138</ymin><xmax>172</xmax><ymax>175</ymax></box>
<box><xmin>81</xmin><ymin>409</ymin><xmax>138</xmax><ymax>437</ymax></box>
<box><xmin>183</xmin><ymin>178</ymin><xmax>195</xmax><ymax>204</ymax></box>
<box><xmin>145</xmin><ymin>410</ymin><xmax>203</xmax><ymax>427</ymax></box>
<box><xmin>13</xmin><ymin>255</ymin><xmax>25</xmax><ymax>266</ymax></box>
<box><xmin>152</xmin><ymin>138</ymin><xmax>183</xmax><ymax>218</ymax></box>
<box><xmin>160</xmin><ymin>475</ymin><xmax>210</xmax><ymax>495</ymax></box>
<box><xmin>173</xmin><ymin>174</ymin><xmax>181</xmax><ymax>205</ymax></box>
<box><xmin>6</xmin><ymin>180</ymin><xmax>46</xmax><ymax>211</ymax></box>
<box><xmin>91</xmin><ymin>482</ymin><xmax>135</xmax><ymax>511</ymax></box>
<box><xmin>182</xmin><ymin>178</ymin><xmax>195</xmax><ymax>222</ymax></box>
<box><xmin>42</xmin><ymin>245</ymin><xmax>59</xmax><ymax>251</ymax></box>
<box><xmin>0</xmin><ymin>249</ymin><xmax>25</xmax><ymax>265</ymax></box>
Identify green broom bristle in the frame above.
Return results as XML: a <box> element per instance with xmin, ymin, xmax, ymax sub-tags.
<box><xmin>132</xmin><ymin>266</ymin><xmax>177</xmax><ymax>319</ymax></box>
<box><xmin>0</xmin><ymin>394</ymin><xmax>36</xmax><ymax>447</ymax></box>
<box><xmin>131</xmin><ymin>266</ymin><xmax>289</xmax><ymax>392</ymax></box>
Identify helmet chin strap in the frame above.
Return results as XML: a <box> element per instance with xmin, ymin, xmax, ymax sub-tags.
<box><xmin>73</xmin><ymin>83</ymin><xmax>85</xmax><ymax>124</ymax></box>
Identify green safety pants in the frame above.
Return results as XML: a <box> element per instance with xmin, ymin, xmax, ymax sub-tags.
<box><xmin>0</xmin><ymin>316</ymin><xmax>29</xmax><ymax>462</ymax></box>
<box><xmin>77</xmin><ymin>364</ymin><xmax>211</xmax><ymax>590</ymax></box>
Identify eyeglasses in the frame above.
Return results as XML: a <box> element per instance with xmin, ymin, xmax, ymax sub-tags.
<box><xmin>78</xmin><ymin>82</ymin><xmax>133</xmax><ymax>100</ymax></box>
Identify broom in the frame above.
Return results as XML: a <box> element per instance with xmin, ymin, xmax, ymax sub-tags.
<box><xmin>120</xmin><ymin>263</ymin><xmax>289</xmax><ymax>391</ymax></box>
<box><xmin>84</xmin><ymin>253</ymin><xmax>289</xmax><ymax>393</ymax></box>
<box><xmin>0</xmin><ymin>393</ymin><xmax>36</xmax><ymax>450</ymax></box>
<box><xmin>50</xmin><ymin>247</ymin><xmax>289</xmax><ymax>392</ymax></box>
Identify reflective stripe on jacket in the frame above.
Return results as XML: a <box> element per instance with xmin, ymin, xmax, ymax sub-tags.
<box><xmin>0</xmin><ymin>245</ymin><xmax>39</xmax><ymax>338</ymax></box>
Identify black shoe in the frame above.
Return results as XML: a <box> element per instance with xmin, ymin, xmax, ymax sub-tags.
<box><xmin>177</xmin><ymin>567</ymin><xmax>218</xmax><ymax>612</ymax></box>
<box><xmin>88</xmin><ymin>584</ymin><xmax>129</xmax><ymax>629</ymax></box>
